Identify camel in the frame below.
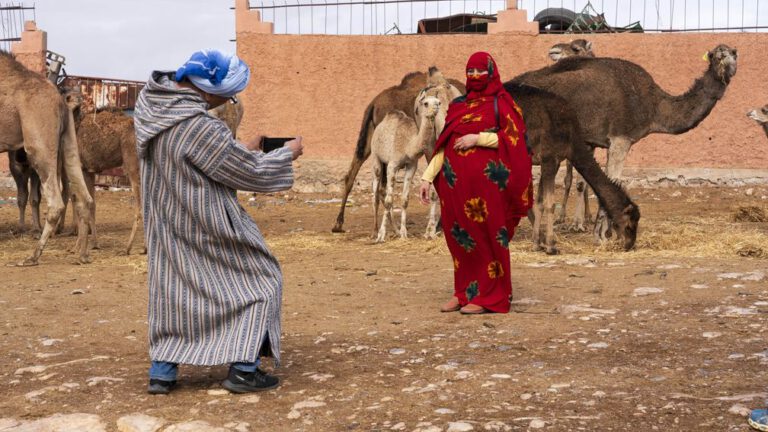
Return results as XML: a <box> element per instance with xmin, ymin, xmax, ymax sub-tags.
<box><xmin>511</xmin><ymin>44</ymin><xmax>738</xmax><ymax>241</ymax></box>
<box><xmin>209</xmin><ymin>100</ymin><xmax>245</xmax><ymax>139</ymax></box>
<box><xmin>0</xmin><ymin>51</ymin><xmax>92</xmax><ymax>265</ymax></box>
<box><xmin>506</xmin><ymin>83</ymin><xmax>640</xmax><ymax>253</ymax></box>
<box><xmin>548</xmin><ymin>39</ymin><xmax>594</xmax><ymax>62</ymax></box>
<box><xmin>548</xmin><ymin>39</ymin><xmax>596</xmax><ymax>231</ymax></box>
<box><xmin>371</xmin><ymin>93</ymin><xmax>441</xmax><ymax>242</ymax></box>
<box><xmin>332</xmin><ymin>67</ymin><xmax>464</xmax><ymax>233</ymax></box>
<box><xmin>7</xmin><ymin>149</ymin><xmax>41</xmax><ymax>233</ymax></box>
<box><xmin>747</xmin><ymin>105</ymin><xmax>768</xmax><ymax>138</ymax></box>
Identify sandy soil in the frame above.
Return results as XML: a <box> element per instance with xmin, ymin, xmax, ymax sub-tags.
<box><xmin>0</xmin><ymin>185</ymin><xmax>767</xmax><ymax>431</ymax></box>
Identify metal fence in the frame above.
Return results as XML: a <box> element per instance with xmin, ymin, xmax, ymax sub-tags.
<box><xmin>245</xmin><ymin>0</ymin><xmax>767</xmax><ymax>34</ymax></box>
<box><xmin>0</xmin><ymin>2</ymin><xmax>34</xmax><ymax>51</ymax></box>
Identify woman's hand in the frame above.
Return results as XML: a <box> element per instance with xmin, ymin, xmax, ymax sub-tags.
<box><xmin>285</xmin><ymin>136</ymin><xmax>304</xmax><ymax>160</ymax></box>
<box><xmin>419</xmin><ymin>181</ymin><xmax>432</xmax><ymax>205</ymax></box>
<box><xmin>454</xmin><ymin>134</ymin><xmax>479</xmax><ymax>151</ymax></box>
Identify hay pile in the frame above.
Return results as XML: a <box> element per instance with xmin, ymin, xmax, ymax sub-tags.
<box><xmin>733</xmin><ymin>206</ymin><xmax>768</xmax><ymax>222</ymax></box>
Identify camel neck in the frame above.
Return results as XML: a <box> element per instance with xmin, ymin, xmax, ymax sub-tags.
<box><xmin>651</xmin><ymin>66</ymin><xmax>728</xmax><ymax>135</ymax></box>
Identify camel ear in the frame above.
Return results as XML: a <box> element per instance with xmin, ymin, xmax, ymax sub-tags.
<box><xmin>585</xmin><ymin>41</ymin><xmax>593</xmax><ymax>51</ymax></box>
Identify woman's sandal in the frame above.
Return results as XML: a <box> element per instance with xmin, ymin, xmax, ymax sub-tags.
<box><xmin>440</xmin><ymin>297</ymin><xmax>461</xmax><ymax>313</ymax></box>
<box><xmin>460</xmin><ymin>304</ymin><xmax>489</xmax><ymax>315</ymax></box>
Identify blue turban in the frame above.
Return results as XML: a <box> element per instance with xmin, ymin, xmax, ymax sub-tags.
<box><xmin>175</xmin><ymin>49</ymin><xmax>250</xmax><ymax>98</ymax></box>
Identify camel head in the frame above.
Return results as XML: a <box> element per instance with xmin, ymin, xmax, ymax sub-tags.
<box><xmin>706</xmin><ymin>44</ymin><xmax>738</xmax><ymax>84</ymax></box>
<box><xmin>548</xmin><ymin>39</ymin><xmax>594</xmax><ymax>62</ymax></box>
<box><xmin>747</xmin><ymin>104</ymin><xmax>768</xmax><ymax>125</ymax></box>
<box><xmin>61</xmin><ymin>86</ymin><xmax>84</xmax><ymax>120</ymax></box>
<box><xmin>612</xmin><ymin>202</ymin><xmax>640</xmax><ymax>251</ymax></box>
<box><xmin>414</xmin><ymin>93</ymin><xmax>441</xmax><ymax>122</ymax></box>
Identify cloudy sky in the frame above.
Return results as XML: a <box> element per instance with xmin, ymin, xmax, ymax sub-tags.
<box><xmin>25</xmin><ymin>0</ymin><xmax>765</xmax><ymax>82</ymax></box>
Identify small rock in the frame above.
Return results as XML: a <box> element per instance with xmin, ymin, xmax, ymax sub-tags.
<box><xmin>728</xmin><ymin>404</ymin><xmax>752</xmax><ymax>417</ymax></box>
<box><xmin>391</xmin><ymin>422</ymin><xmax>406</xmax><ymax>431</ymax></box>
<box><xmin>164</xmin><ymin>421</ymin><xmax>229</xmax><ymax>432</ymax></box>
<box><xmin>389</xmin><ymin>348</ymin><xmax>406</xmax><ymax>355</ymax></box>
<box><xmin>10</xmin><ymin>414</ymin><xmax>106</xmax><ymax>432</ymax></box>
<box><xmin>206</xmin><ymin>389</ymin><xmax>230</xmax><ymax>396</ymax></box>
<box><xmin>447</xmin><ymin>422</ymin><xmax>474</xmax><ymax>432</ymax></box>
<box><xmin>633</xmin><ymin>287</ymin><xmax>664</xmax><ymax>296</ymax></box>
<box><xmin>41</xmin><ymin>338</ymin><xmax>63</xmax><ymax>347</ymax></box>
<box><xmin>529</xmin><ymin>419</ymin><xmax>546</xmax><ymax>429</ymax></box>
<box><xmin>308</xmin><ymin>373</ymin><xmax>334</xmax><ymax>383</ymax></box>
<box><xmin>71</xmin><ymin>289</ymin><xmax>85</xmax><ymax>295</ymax></box>
<box><xmin>86</xmin><ymin>376</ymin><xmax>125</xmax><ymax>386</ymax></box>
<box><xmin>454</xmin><ymin>371</ymin><xmax>473</xmax><ymax>380</ymax></box>
<box><xmin>490</xmin><ymin>374</ymin><xmax>511</xmax><ymax>379</ymax></box>
<box><xmin>728</xmin><ymin>353</ymin><xmax>745</xmax><ymax>360</ymax></box>
<box><xmin>690</xmin><ymin>284</ymin><xmax>709</xmax><ymax>289</ymax></box>
<box><xmin>116</xmin><ymin>414</ymin><xmax>166</xmax><ymax>432</ymax></box>
<box><xmin>0</xmin><ymin>419</ymin><xmax>20</xmax><ymax>429</ymax></box>
<box><xmin>520</xmin><ymin>393</ymin><xmax>532</xmax><ymax>400</ymax></box>
<box><xmin>287</xmin><ymin>411</ymin><xmax>300</xmax><ymax>420</ymax></box>
<box><xmin>703</xmin><ymin>332</ymin><xmax>722</xmax><ymax>339</ymax></box>
<box><xmin>587</xmin><ymin>342</ymin><xmax>609</xmax><ymax>349</ymax></box>
<box><xmin>435</xmin><ymin>408</ymin><xmax>455</xmax><ymax>415</ymax></box>
<box><xmin>292</xmin><ymin>400</ymin><xmax>326</xmax><ymax>410</ymax></box>
<box><xmin>239</xmin><ymin>395</ymin><xmax>261</xmax><ymax>404</ymax></box>
<box><xmin>483</xmin><ymin>420</ymin><xmax>509</xmax><ymax>431</ymax></box>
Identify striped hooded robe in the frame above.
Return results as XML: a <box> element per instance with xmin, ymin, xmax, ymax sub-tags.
<box><xmin>133</xmin><ymin>71</ymin><xmax>294</xmax><ymax>366</ymax></box>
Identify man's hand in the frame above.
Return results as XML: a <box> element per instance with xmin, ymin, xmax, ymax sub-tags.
<box><xmin>242</xmin><ymin>135</ymin><xmax>264</xmax><ymax>152</ymax></box>
<box><xmin>419</xmin><ymin>181</ymin><xmax>431</xmax><ymax>205</ymax></box>
<box><xmin>454</xmin><ymin>134</ymin><xmax>479</xmax><ymax>151</ymax></box>
<box><xmin>285</xmin><ymin>136</ymin><xmax>304</xmax><ymax>160</ymax></box>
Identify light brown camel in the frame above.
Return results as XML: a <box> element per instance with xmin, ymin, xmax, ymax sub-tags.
<box><xmin>209</xmin><ymin>100</ymin><xmax>245</xmax><ymax>139</ymax></box>
<box><xmin>747</xmin><ymin>105</ymin><xmax>768</xmax><ymax>139</ymax></box>
<box><xmin>548</xmin><ymin>39</ymin><xmax>596</xmax><ymax>231</ymax></box>
<box><xmin>332</xmin><ymin>67</ymin><xmax>464</xmax><ymax>233</ymax></box>
<box><xmin>0</xmin><ymin>51</ymin><xmax>92</xmax><ymax>265</ymax></box>
<box><xmin>505</xmin><ymin>83</ymin><xmax>640</xmax><ymax>253</ymax></box>
<box><xmin>548</xmin><ymin>39</ymin><xmax>594</xmax><ymax>62</ymax></box>
<box><xmin>371</xmin><ymin>93</ymin><xmax>441</xmax><ymax>242</ymax></box>
<box><xmin>7</xmin><ymin>149</ymin><xmax>41</xmax><ymax>233</ymax></box>
<box><xmin>511</xmin><ymin>44</ymin><xmax>738</xmax><ymax>241</ymax></box>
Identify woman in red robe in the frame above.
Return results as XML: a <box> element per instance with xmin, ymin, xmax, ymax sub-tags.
<box><xmin>419</xmin><ymin>52</ymin><xmax>532</xmax><ymax>314</ymax></box>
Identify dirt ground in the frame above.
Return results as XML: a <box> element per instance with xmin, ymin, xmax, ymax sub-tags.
<box><xmin>1</xmin><ymin>184</ymin><xmax>767</xmax><ymax>431</ymax></box>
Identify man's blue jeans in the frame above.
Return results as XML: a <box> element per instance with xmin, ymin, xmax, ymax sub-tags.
<box><xmin>149</xmin><ymin>359</ymin><xmax>260</xmax><ymax>381</ymax></box>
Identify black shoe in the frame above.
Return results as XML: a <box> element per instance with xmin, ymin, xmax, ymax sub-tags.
<box><xmin>222</xmin><ymin>367</ymin><xmax>280</xmax><ymax>393</ymax></box>
<box><xmin>147</xmin><ymin>378</ymin><xmax>176</xmax><ymax>395</ymax></box>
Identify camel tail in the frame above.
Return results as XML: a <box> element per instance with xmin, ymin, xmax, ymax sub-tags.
<box><xmin>355</xmin><ymin>103</ymin><xmax>375</xmax><ymax>160</ymax></box>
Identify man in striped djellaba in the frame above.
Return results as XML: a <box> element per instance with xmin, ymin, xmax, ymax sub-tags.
<box><xmin>133</xmin><ymin>49</ymin><xmax>304</xmax><ymax>395</ymax></box>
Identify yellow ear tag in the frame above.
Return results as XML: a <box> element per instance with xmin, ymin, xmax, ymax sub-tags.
<box><xmin>702</xmin><ymin>52</ymin><xmax>709</xmax><ymax>61</ymax></box>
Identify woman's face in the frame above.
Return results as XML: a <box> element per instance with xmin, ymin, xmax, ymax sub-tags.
<box><xmin>466</xmin><ymin>68</ymin><xmax>489</xmax><ymax>92</ymax></box>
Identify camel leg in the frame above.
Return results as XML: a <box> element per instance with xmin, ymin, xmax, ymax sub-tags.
<box><xmin>61</xmin><ymin>110</ymin><xmax>93</xmax><ymax>264</ymax></box>
<box><xmin>371</xmin><ymin>161</ymin><xmax>382</xmax><ymax>238</ymax></box>
<box><xmin>541</xmin><ymin>158</ymin><xmax>560</xmax><ymax>255</ymax></box>
<box><xmin>376</xmin><ymin>164</ymin><xmax>397</xmax><ymax>243</ymax></box>
<box><xmin>333</xmin><ymin>151</ymin><xmax>370</xmax><ymax>233</ymax></box>
<box><xmin>29</xmin><ymin>171</ymin><xmax>42</xmax><ymax>233</ymax></box>
<box><xmin>425</xmin><ymin>186</ymin><xmax>439</xmax><ymax>239</ymax></box>
<box><xmin>531</xmin><ymin>176</ymin><xmax>545</xmax><ymax>252</ymax></box>
<box><xmin>9</xmin><ymin>160</ymin><xmax>29</xmax><ymax>234</ymax></box>
<box><xmin>557</xmin><ymin>161</ymin><xmax>573</xmax><ymax>225</ymax></box>
<box><xmin>594</xmin><ymin>137</ymin><xmax>631</xmax><ymax>243</ymax></box>
<box><xmin>398</xmin><ymin>164</ymin><xmax>416</xmax><ymax>239</ymax></box>
<box><xmin>125</xmin><ymin>171</ymin><xmax>143</xmax><ymax>255</ymax></box>
<box><xmin>19</xmin><ymin>159</ymin><xmax>64</xmax><ymax>266</ymax></box>
<box><xmin>571</xmin><ymin>173</ymin><xmax>589</xmax><ymax>232</ymax></box>
<box><xmin>84</xmin><ymin>173</ymin><xmax>99</xmax><ymax>250</ymax></box>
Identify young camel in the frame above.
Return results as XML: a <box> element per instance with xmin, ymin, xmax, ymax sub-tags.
<box><xmin>747</xmin><ymin>104</ymin><xmax>768</xmax><ymax>139</ymax></box>
<box><xmin>371</xmin><ymin>93</ymin><xmax>441</xmax><ymax>242</ymax></box>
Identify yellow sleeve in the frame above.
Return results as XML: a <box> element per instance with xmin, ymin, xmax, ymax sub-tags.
<box><xmin>421</xmin><ymin>149</ymin><xmax>445</xmax><ymax>183</ymax></box>
<box><xmin>477</xmin><ymin>132</ymin><xmax>499</xmax><ymax>148</ymax></box>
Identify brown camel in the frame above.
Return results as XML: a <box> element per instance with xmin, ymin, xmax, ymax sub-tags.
<box><xmin>507</xmin><ymin>83</ymin><xmax>639</xmax><ymax>253</ymax></box>
<box><xmin>59</xmin><ymin>95</ymin><xmax>245</xmax><ymax>255</ymax></box>
<box><xmin>7</xmin><ymin>149</ymin><xmax>41</xmax><ymax>233</ymax></box>
<box><xmin>511</xmin><ymin>44</ymin><xmax>738</xmax><ymax>241</ymax></box>
<box><xmin>747</xmin><ymin>105</ymin><xmax>768</xmax><ymax>138</ymax></box>
<box><xmin>548</xmin><ymin>39</ymin><xmax>596</xmax><ymax>231</ymax></box>
<box><xmin>0</xmin><ymin>51</ymin><xmax>92</xmax><ymax>265</ymax></box>
<box><xmin>332</xmin><ymin>67</ymin><xmax>465</xmax><ymax>233</ymax></box>
<box><xmin>548</xmin><ymin>39</ymin><xmax>594</xmax><ymax>62</ymax></box>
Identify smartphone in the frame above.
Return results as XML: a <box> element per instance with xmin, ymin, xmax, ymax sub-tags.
<box><xmin>261</xmin><ymin>137</ymin><xmax>294</xmax><ymax>153</ymax></box>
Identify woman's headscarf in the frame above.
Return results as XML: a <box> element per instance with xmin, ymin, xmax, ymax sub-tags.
<box><xmin>433</xmin><ymin>51</ymin><xmax>533</xmax><ymax>217</ymax></box>
<box><xmin>175</xmin><ymin>49</ymin><xmax>250</xmax><ymax>98</ymax></box>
